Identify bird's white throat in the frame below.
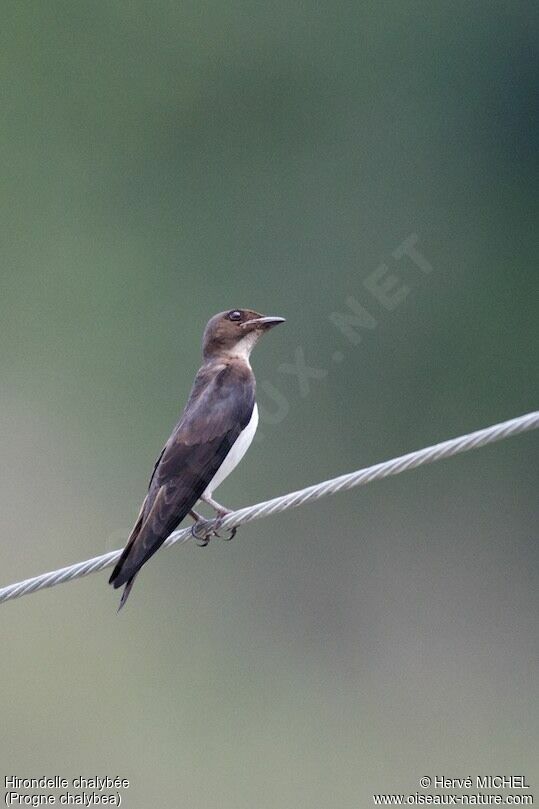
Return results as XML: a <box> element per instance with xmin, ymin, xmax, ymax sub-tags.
<box><xmin>225</xmin><ymin>331</ymin><xmax>260</xmax><ymax>363</ymax></box>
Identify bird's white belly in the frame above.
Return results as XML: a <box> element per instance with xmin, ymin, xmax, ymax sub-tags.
<box><xmin>203</xmin><ymin>403</ymin><xmax>259</xmax><ymax>496</ymax></box>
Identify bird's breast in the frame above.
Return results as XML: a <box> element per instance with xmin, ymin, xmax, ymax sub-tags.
<box><xmin>203</xmin><ymin>403</ymin><xmax>259</xmax><ymax>496</ymax></box>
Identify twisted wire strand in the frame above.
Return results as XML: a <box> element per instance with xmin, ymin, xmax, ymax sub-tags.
<box><xmin>1</xmin><ymin>411</ymin><xmax>537</xmax><ymax>605</ymax></box>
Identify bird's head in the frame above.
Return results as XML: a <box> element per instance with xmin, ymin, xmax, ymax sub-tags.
<box><xmin>202</xmin><ymin>309</ymin><xmax>285</xmax><ymax>360</ymax></box>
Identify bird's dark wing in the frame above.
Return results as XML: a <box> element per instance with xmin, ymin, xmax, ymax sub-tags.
<box><xmin>109</xmin><ymin>362</ymin><xmax>255</xmax><ymax>590</ymax></box>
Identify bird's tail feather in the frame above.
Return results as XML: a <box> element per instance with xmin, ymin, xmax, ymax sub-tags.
<box><xmin>109</xmin><ymin>498</ymin><xmax>147</xmax><ymax>610</ymax></box>
<box><xmin>117</xmin><ymin>575</ymin><xmax>137</xmax><ymax>612</ymax></box>
<box><xmin>109</xmin><ymin>498</ymin><xmax>147</xmax><ymax>586</ymax></box>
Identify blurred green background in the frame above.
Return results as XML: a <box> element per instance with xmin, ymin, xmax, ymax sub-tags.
<box><xmin>1</xmin><ymin>1</ymin><xmax>538</xmax><ymax>806</ymax></box>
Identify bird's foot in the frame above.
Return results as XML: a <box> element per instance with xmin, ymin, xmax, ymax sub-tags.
<box><xmin>191</xmin><ymin>521</ymin><xmax>212</xmax><ymax>546</ymax></box>
<box><xmin>213</xmin><ymin>509</ymin><xmax>237</xmax><ymax>542</ymax></box>
<box><xmin>190</xmin><ymin>512</ymin><xmax>236</xmax><ymax>545</ymax></box>
<box><xmin>199</xmin><ymin>494</ymin><xmax>237</xmax><ymax>541</ymax></box>
<box><xmin>191</xmin><ymin>510</ymin><xmax>237</xmax><ymax>545</ymax></box>
<box><xmin>223</xmin><ymin>527</ymin><xmax>237</xmax><ymax>541</ymax></box>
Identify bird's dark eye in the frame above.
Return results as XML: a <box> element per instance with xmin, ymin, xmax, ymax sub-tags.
<box><xmin>228</xmin><ymin>310</ymin><xmax>242</xmax><ymax>321</ymax></box>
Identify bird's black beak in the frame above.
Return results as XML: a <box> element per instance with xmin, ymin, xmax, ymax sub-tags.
<box><xmin>241</xmin><ymin>315</ymin><xmax>286</xmax><ymax>331</ymax></box>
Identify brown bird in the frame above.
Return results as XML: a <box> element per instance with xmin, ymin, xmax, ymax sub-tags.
<box><xmin>109</xmin><ymin>309</ymin><xmax>285</xmax><ymax>609</ymax></box>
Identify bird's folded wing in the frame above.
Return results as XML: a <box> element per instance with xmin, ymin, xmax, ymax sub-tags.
<box><xmin>109</xmin><ymin>364</ymin><xmax>255</xmax><ymax>588</ymax></box>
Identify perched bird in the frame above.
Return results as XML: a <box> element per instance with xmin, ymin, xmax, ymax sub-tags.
<box><xmin>109</xmin><ymin>309</ymin><xmax>285</xmax><ymax>609</ymax></box>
